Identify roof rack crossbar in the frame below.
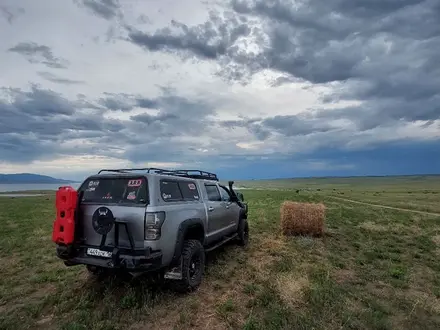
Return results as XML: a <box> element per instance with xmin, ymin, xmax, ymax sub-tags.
<box><xmin>97</xmin><ymin>167</ymin><xmax>219</xmax><ymax>181</ymax></box>
<box><xmin>98</xmin><ymin>168</ymin><xmax>150</xmax><ymax>174</ymax></box>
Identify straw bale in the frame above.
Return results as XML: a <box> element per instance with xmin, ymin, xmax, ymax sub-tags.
<box><xmin>280</xmin><ymin>201</ymin><xmax>326</xmax><ymax>236</ymax></box>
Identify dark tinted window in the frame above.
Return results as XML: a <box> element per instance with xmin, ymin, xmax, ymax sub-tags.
<box><xmin>160</xmin><ymin>180</ymin><xmax>183</xmax><ymax>201</ymax></box>
<box><xmin>205</xmin><ymin>184</ymin><xmax>221</xmax><ymax>201</ymax></box>
<box><xmin>179</xmin><ymin>181</ymin><xmax>200</xmax><ymax>201</ymax></box>
<box><xmin>80</xmin><ymin>177</ymin><xmax>148</xmax><ymax>204</ymax></box>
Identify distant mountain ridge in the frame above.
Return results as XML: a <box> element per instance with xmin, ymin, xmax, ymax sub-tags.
<box><xmin>0</xmin><ymin>173</ymin><xmax>75</xmax><ymax>184</ymax></box>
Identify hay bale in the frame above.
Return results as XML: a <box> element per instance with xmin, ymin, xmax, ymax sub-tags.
<box><xmin>280</xmin><ymin>201</ymin><xmax>326</xmax><ymax>236</ymax></box>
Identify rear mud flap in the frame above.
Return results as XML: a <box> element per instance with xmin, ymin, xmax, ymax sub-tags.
<box><xmin>164</xmin><ymin>258</ymin><xmax>183</xmax><ymax>280</ymax></box>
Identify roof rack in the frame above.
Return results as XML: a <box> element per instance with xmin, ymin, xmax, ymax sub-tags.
<box><xmin>98</xmin><ymin>168</ymin><xmax>150</xmax><ymax>174</ymax></box>
<box><xmin>97</xmin><ymin>167</ymin><xmax>219</xmax><ymax>181</ymax></box>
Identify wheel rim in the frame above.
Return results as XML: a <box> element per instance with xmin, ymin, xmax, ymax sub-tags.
<box><xmin>189</xmin><ymin>253</ymin><xmax>201</xmax><ymax>280</ymax></box>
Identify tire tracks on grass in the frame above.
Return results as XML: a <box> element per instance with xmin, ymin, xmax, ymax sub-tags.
<box><xmin>328</xmin><ymin>196</ymin><xmax>440</xmax><ymax>217</ymax></box>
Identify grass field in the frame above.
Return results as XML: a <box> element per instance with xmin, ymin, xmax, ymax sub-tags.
<box><xmin>1</xmin><ymin>176</ymin><xmax>440</xmax><ymax>329</ymax></box>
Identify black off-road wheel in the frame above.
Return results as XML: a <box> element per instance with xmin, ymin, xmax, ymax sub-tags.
<box><xmin>237</xmin><ymin>218</ymin><xmax>249</xmax><ymax>246</ymax></box>
<box><xmin>171</xmin><ymin>239</ymin><xmax>205</xmax><ymax>293</ymax></box>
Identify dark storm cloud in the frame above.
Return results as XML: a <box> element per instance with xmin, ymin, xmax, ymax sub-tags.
<box><xmin>262</xmin><ymin>115</ymin><xmax>334</xmax><ymax>136</ymax></box>
<box><xmin>132</xmin><ymin>112</ymin><xmax>178</xmax><ymax>125</ymax></box>
<box><xmin>0</xmin><ymin>85</ymin><xmax>131</xmax><ymax>162</ymax></box>
<box><xmin>1</xmin><ymin>85</ymin><xmax>76</xmax><ymax>117</ymax></box>
<box><xmin>37</xmin><ymin>72</ymin><xmax>85</xmax><ymax>85</ymax></box>
<box><xmin>126</xmin><ymin>10</ymin><xmax>253</xmax><ymax>60</ymax></box>
<box><xmin>75</xmin><ymin>0</ymin><xmax>122</xmax><ymax>20</ymax></box>
<box><xmin>128</xmin><ymin>94</ymin><xmax>215</xmax><ymax>139</ymax></box>
<box><xmin>123</xmin><ymin>140</ymin><xmax>195</xmax><ymax>163</ymax></box>
<box><xmin>0</xmin><ymin>133</ymin><xmax>58</xmax><ymax>163</ymax></box>
<box><xmin>8</xmin><ymin>42</ymin><xmax>68</xmax><ymax>69</ymax></box>
<box><xmin>125</xmin><ymin>0</ymin><xmax>440</xmax><ymax>131</ymax></box>
<box><xmin>220</xmin><ymin>117</ymin><xmax>271</xmax><ymax>140</ymax></box>
<box><xmin>220</xmin><ymin>114</ymin><xmax>334</xmax><ymax>139</ymax></box>
<box><xmin>98</xmin><ymin>93</ymin><xmax>134</xmax><ymax>111</ymax></box>
<box><xmin>99</xmin><ymin>92</ymin><xmax>215</xmax><ymax>122</ymax></box>
<box><xmin>0</xmin><ymin>83</ymin><xmax>218</xmax><ymax>164</ymax></box>
<box><xmin>136</xmin><ymin>97</ymin><xmax>159</xmax><ymax>109</ymax></box>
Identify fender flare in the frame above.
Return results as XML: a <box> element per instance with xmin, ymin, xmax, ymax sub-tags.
<box><xmin>171</xmin><ymin>218</ymin><xmax>205</xmax><ymax>265</ymax></box>
<box><xmin>239</xmin><ymin>204</ymin><xmax>248</xmax><ymax>219</ymax></box>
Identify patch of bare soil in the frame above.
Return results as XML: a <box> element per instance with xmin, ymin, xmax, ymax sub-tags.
<box><xmin>34</xmin><ymin>314</ymin><xmax>56</xmax><ymax>330</ymax></box>
<box><xmin>431</xmin><ymin>235</ymin><xmax>440</xmax><ymax>246</ymax></box>
<box><xmin>259</xmin><ymin>235</ymin><xmax>288</xmax><ymax>254</ymax></box>
<box><xmin>29</xmin><ymin>283</ymin><xmax>57</xmax><ymax>300</ymax></box>
<box><xmin>365</xmin><ymin>281</ymin><xmax>395</xmax><ymax>299</ymax></box>
<box><xmin>0</xmin><ymin>253</ymin><xmax>21</xmax><ymax>269</ymax></box>
<box><xmin>333</xmin><ymin>269</ymin><xmax>357</xmax><ymax>284</ymax></box>
<box><xmin>142</xmin><ymin>284</ymin><xmax>244</xmax><ymax>330</ymax></box>
<box><xmin>402</xmin><ymin>289</ymin><xmax>440</xmax><ymax>315</ymax></box>
<box><xmin>359</xmin><ymin>221</ymin><xmax>388</xmax><ymax>232</ymax></box>
<box><xmin>345</xmin><ymin>297</ymin><xmax>367</xmax><ymax>314</ymax></box>
<box><xmin>275</xmin><ymin>272</ymin><xmax>309</xmax><ymax>308</ymax></box>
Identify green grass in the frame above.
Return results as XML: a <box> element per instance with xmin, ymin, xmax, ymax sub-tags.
<box><xmin>1</xmin><ymin>176</ymin><xmax>440</xmax><ymax>329</ymax></box>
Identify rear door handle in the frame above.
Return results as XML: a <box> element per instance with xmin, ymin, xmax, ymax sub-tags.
<box><xmin>208</xmin><ymin>206</ymin><xmax>214</xmax><ymax>212</ymax></box>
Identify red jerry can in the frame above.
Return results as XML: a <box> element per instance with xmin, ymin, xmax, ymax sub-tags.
<box><xmin>52</xmin><ymin>186</ymin><xmax>78</xmax><ymax>245</ymax></box>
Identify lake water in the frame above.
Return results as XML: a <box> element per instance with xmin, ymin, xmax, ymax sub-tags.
<box><xmin>0</xmin><ymin>183</ymin><xmax>81</xmax><ymax>193</ymax></box>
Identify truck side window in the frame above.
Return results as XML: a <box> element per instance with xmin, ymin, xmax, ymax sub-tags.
<box><xmin>178</xmin><ymin>181</ymin><xmax>200</xmax><ymax>201</ymax></box>
<box><xmin>219</xmin><ymin>186</ymin><xmax>231</xmax><ymax>201</ymax></box>
<box><xmin>160</xmin><ymin>180</ymin><xmax>183</xmax><ymax>202</ymax></box>
<box><xmin>205</xmin><ymin>184</ymin><xmax>221</xmax><ymax>202</ymax></box>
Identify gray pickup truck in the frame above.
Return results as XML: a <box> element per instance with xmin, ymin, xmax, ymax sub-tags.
<box><xmin>54</xmin><ymin>168</ymin><xmax>249</xmax><ymax>292</ymax></box>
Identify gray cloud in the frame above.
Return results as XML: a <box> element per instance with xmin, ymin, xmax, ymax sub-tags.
<box><xmin>126</xmin><ymin>10</ymin><xmax>253</xmax><ymax>61</ymax></box>
<box><xmin>0</xmin><ymin>133</ymin><xmax>58</xmax><ymax>163</ymax></box>
<box><xmin>125</xmin><ymin>0</ymin><xmax>440</xmax><ymax>131</ymax></box>
<box><xmin>0</xmin><ymin>84</ymin><xmax>216</xmax><ymax>164</ymax></box>
<box><xmin>37</xmin><ymin>72</ymin><xmax>85</xmax><ymax>85</ymax></box>
<box><xmin>2</xmin><ymin>0</ymin><xmax>439</xmax><ymax>175</ymax></box>
<box><xmin>8</xmin><ymin>42</ymin><xmax>69</xmax><ymax>69</ymax></box>
<box><xmin>1</xmin><ymin>85</ymin><xmax>76</xmax><ymax>117</ymax></box>
<box><xmin>262</xmin><ymin>115</ymin><xmax>334</xmax><ymax>136</ymax></box>
<box><xmin>220</xmin><ymin>114</ymin><xmax>336</xmax><ymax>140</ymax></box>
<box><xmin>0</xmin><ymin>87</ymin><xmax>129</xmax><ymax>136</ymax></box>
<box><xmin>99</xmin><ymin>92</ymin><xmax>215</xmax><ymax>122</ymax></box>
<box><xmin>98</xmin><ymin>92</ymin><xmax>134</xmax><ymax>111</ymax></box>
<box><xmin>0</xmin><ymin>5</ymin><xmax>24</xmax><ymax>24</ymax></box>
<box><xmin>75</xmin><ymin>0</ymin><xmax>122</xmax><ymax>20</ymax></box>
<box><xmin>136</xmin><ymin>97</ymin><xmax>159</xmax><ymax>109</ymax></box>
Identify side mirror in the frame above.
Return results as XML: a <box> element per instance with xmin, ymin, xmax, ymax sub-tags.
<box><xmin>236</xmin><ymin>192</ymin><xmax>244</xmax><ymax>202</ymax></box>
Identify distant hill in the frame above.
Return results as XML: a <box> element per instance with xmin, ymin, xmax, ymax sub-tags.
<box><xmin>0</xmin><ymin>173</ymin><xmax>75</xmax><ymax>184</ymax></box>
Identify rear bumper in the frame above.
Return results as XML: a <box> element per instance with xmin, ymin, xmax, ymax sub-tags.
<box><xmin>56</xmin><ymin>244</ymin><xmax>163</xmax><ymax>272</ymax></box>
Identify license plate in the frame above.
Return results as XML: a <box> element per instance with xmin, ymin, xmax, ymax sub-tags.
<box><xmin>86</xmin><ymin>248</ymin><xmax>112</xmax><ymax>258</ymax></box>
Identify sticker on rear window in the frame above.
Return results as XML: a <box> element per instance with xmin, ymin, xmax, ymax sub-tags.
<box><xmin>128</xmin><ymin>179</ymin><xmax>142</xmax><ymax>187</ymax></box>
<box><xmin>188</xmin><ymin>183</ymin><xmax>196</xmax><ymax>190</ymax></box>
<box><xmin>88</xmin><ymin>180</ymin><xmax>99</xmax><ymax>187</ymax></box>
<box><xmin>102</xmin><ymin>192</ymin><xmax>112</xmax><ymax>200</ymax></box>
<box><xmin>127</xmin><ymin>191</ymin><xmax>136</xmax><ymax>200</ymax></box>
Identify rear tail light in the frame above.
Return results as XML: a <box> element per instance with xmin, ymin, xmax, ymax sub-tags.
<box><xmin>144</xmin><ymin>211</ymin><xmax>166</xmax><ymax>240</ymax></box>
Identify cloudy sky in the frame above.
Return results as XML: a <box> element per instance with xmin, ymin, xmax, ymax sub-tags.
<box><xmin>1</xmin><ymin>0</ymin><xmax>439</xmax><ymax>181</ymax></box>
